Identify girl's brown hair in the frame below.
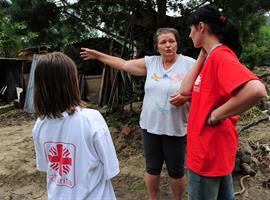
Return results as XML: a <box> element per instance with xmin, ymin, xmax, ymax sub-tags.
<box><xmin>34</xmin><ymin>52</ymin><xmax>84</xmax><ymax>119</ymax></box>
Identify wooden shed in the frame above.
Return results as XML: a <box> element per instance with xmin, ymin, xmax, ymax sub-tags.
<box><xmin>65</xmin><ymin>37</ymin><xmax>132</xmax><ymax>108</ymax></box>
<box><xmin>0</xmin><ymin>58</ymin><xmax>29</xmax><ymax>103</ymax></box>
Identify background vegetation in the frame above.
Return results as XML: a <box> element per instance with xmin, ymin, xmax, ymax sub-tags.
<box><xmin>0</xmin><ymin>0</ymin><xmax>269</xmax><ymax>107</ymax></box>
<box><xmin>0</xmin><ymin>0</ymin><xmax>269</xmax><ymax>66</ymax></box>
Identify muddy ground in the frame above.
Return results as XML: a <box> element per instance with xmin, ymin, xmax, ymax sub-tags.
<box><xmin>0</xmin><ymin>105</ymin><xmax>269</xmax><ymax>200</ymax></box>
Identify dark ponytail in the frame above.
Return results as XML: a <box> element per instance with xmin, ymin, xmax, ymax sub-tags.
<box><xmin>221</xmin><ymin>19</ymin><xmax>242</xmax><ymax>57</ymax></box>
<box><xmin>188</xmin><ymin>4</ymin><xmax>242</xmax><ymax>57</ymax></box>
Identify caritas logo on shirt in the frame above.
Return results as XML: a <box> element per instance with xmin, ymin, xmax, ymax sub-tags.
<box><xmin>44</xmin><ymin>142</ymin><xmax>76</xmax><ymax>188</ymax></box>
<box><xmin>193</xmin><ymin>74</ymin><xmax>202</xmax><ymax>92</ymax></box>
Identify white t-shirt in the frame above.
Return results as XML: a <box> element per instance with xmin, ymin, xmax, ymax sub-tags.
<box><xmin>32</xmin><ymin>107</ymin><xmax>119</xmax><ymax>200</ymax></box>
<box><xmin>140</xmin><ymin>55</ymin><xmax>195</xmax><ymax>137</ymax></box>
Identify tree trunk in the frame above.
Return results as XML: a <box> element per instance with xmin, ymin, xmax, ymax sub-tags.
<box><xmin>157</xmin><ymin>0</ymin><xmax>167</xmax><ymax>28</ymax></box>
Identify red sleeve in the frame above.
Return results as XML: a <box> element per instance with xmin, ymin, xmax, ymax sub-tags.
<box><xmin>217</xmin><ymin>54</ymin><xmax>258</xmax><ymax>96</ymax></box>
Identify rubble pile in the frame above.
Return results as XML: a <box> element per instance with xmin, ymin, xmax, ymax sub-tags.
<box><xmin>235</xmin><ymin>140</ymin><xmax>270</xmax><ymax>188</ymax></box>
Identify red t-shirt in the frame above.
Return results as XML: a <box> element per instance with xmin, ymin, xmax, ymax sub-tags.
<box><xmin>187</xmin><ymin>46</ymin><xmax>258</xmax><ymax>176</ymax></box>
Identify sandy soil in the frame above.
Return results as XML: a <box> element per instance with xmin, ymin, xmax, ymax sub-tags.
<box><xmin>0</xmin><ymin>108</ymin><xmax>269</xmax><ymax>200</ymax></box>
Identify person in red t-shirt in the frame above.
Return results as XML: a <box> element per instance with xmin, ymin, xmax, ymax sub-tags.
<box><xmin>178</xmin><ymin>4</ymin><xmax>267</xmax><ymax>200</ymax></box>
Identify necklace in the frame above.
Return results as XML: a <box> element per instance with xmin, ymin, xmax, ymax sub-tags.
<box><xmin>206</xmin><ymin>43</ymin><xmax>223</xmax><ymax>60</ymax></box>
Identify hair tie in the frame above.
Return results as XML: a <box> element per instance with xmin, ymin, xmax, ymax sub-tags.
<box><xmin>220</xmin><ymin>15</ymin><xmax>226</xmax><ymax>23</ymax></box>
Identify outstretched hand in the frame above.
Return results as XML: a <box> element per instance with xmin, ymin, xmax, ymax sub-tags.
<box><xmin>80</xmin><ymin>48</ymin><xmax>99</xmax><ymax>60</ymax></box>
<box><xmin>169</xmin><ymin>92</ymin><xmax>191</xmax><ymax>107</ymax></box>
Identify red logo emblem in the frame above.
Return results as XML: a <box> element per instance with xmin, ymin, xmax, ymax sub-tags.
<box><xmin>48</xmin><ymin>144</ymin><xmax>72</xmax><ymax>176</ymax></box>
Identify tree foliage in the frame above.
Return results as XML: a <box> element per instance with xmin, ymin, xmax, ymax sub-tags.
<box><xmin>0</xmin><ymin>0</ymin><xmax>269</xmax><ymax>109</ymax></box>
<box><xmin>241</xmin><ymin>25</ymin><xmax>270</xmax><ymax>68</ymax></box>
<box><xmin>0</xmin><ymin>0</ymin><xmax>269</xmax><ymax>62</ymax></box>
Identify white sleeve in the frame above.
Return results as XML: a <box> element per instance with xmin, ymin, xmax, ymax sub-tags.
<box><xmin>144</xmin><ymin>56</ymin><xmax>152</xmax><ymax>70</ymax></box>
<box><xmin>94</xmin><ymin>127</ymin><xmax>119</xmax><ymax>180</ymax></box>
<box><xmin>32</xmin><ymin>119</ymin><xmax>47</xmax><ymax>172</ymax></box>
<box><xmin>188</xmin><ymin>57</ymin><xmax>196</xmax><ymax>69</ymax></box>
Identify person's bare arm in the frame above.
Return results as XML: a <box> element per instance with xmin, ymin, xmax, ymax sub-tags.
<box><xmin>208</xmin><ymin>80</ymin><xmax>267</xmax><ymax>125</ymax></box>
<box><xmin>169</xmin><ymin>92</ymin><xmax>191</xmax><ymax>106</ymax></box>
<box><xmin>180</xmin><ymin>49</ymin><xmax>207</xmax><ymax>96</ymax></box>
<box><xmin>80</xmin><ymin>48</ymin><xmax>146</xmax><ymax>76</ymax></box>
<box><xmin>169</xmin><ymin>49</ymin><xmax>206</xmax><ymax>106</ymax></box>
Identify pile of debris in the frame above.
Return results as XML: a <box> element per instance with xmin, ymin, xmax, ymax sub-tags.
<box><xmin>235</xmin><ymin>140</ymin><xmax>270</xmax><ymax>179</ymax></box>
<box><xmin>233</xmin><ymin>66</ymin><xmax>270</xmax><ymax>195</ymax></box>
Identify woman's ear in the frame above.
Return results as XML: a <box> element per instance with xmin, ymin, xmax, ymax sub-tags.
<box><xmin>198</xmin><ymin>22</ymin><xmax>206</xmax><ymax>33</ymax></box>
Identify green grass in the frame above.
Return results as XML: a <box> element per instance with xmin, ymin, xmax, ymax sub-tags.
<box><xmin>131</xmin><ymin>180</ymin><xmax>146</xmax><ymax>191</ymax></box>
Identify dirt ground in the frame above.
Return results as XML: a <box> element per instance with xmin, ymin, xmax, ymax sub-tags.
<box><xmin>0</xmin><ymin>106</ymin><xmax>269</xmax><ymax>200</ymax></box>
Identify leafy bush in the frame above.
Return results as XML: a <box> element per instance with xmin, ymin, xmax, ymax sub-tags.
<box><xmin>241</xmin><ymin>25</ymin><xmax>270</xmax><ymax>69</ymax></box>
